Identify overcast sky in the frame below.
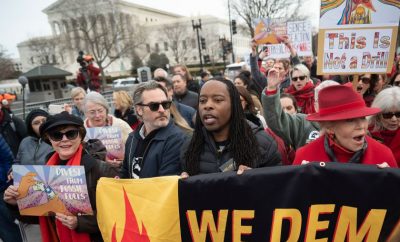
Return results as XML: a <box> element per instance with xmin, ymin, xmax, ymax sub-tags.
<box><xmin>0</xmin><ymin>0</ymin><xmax>320</xmax><ymax>59</ymax></box>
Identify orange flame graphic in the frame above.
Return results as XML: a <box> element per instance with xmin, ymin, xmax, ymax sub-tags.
<box><xmin>111</xmin><ymin>187</ymin><xmax>150</xmax><ymax>242</ymax></box>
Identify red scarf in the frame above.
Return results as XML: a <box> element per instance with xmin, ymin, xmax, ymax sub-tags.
<box><xmin>39</xmin><ymin>145</ymin><xmax>91</xmax><ymax>242</ymax></box>
<box><xmin>286</xmin><ymin>81</ymin><xmax>316</xmax><ymax>114</ymax></box>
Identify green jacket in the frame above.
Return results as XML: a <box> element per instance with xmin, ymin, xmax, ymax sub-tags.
<box><xmin>261</xmin><ymin>89</ymin><xmax>320</xmax><ymax>150</ymax></box>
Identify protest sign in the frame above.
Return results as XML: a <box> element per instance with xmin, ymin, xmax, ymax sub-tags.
<box><xmin>253</xmin><ymin>18</ymin><xmax>312</xmax><ymax>58</ymax></box>
<box><xmin>13</xmin><ymin>165</ymin><xmax>93</xmax><ymax>216</ymax></box>
<box><xmin>97</xmin><ymin>163</ymin><xmax>400</xmax><ymax>242</ymax></box>
<box><xmin>317</xmin><ymin>0</ymin><xmax>400</xmax><ymax>75</ymax></box>
<box><xmin>86</xmin><ymin>126</ymin><xmax>124</xmax><ymax>160</ymax></box>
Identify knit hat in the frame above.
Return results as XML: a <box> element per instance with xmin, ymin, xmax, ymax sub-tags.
<box><xmin>25</xmin><ymin>109</ymin><xmax>49</xmax><ymax>137</ymax></box>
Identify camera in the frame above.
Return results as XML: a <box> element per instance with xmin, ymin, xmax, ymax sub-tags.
<box><xmin>76</xmin><ymin>51</ymin><xmax>87</xmax><ymax>69</ymax></box>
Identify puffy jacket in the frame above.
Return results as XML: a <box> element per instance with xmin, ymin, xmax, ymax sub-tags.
<box><xmin>14</xmin><ymin>137</ymin><xmax>53</xmax><ymax>165</ymax></box>
<box><xmin>0</xmin><ymin>109</ymin><xmax>27</xmax><ymax>156</ymax></box>
<box><xmin>180</xmin><ymin>121</ymin><xmax>282</xmax><ymax>175</ymax></box>
<box><xmin>120</xmin><ymin>121</ymin><xmax>186</xmax><ymax>178</ymax></box>
<box><xmin>0</xmin><ymin>134</ymin><xmax>13</xmax><ymax>192</ymax></box>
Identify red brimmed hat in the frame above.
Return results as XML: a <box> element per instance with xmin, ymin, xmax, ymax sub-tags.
<box><xmin>307</xmin><ymin>85</ymin><xmax>381</xmax><ymax>121</ymax></box>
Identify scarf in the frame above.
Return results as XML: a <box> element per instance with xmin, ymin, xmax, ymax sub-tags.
<box><xmin>370</xmin><ymin>129</ymin><xmax>398</xmax><ymax>146</ymax></box>
<box><xmin>324</xmin><ymin>135</ymin><xmax>367</xmax><ymax>163</ymax></box>
<box><xmin>286</xmin><ymin>81</ymin><xmax>315</xmax><ymax>114</ymax></box>
<box><xmin>39</xmin><ymin>145</ymin><xmax>91</xmax><ymax>242</ymax></box>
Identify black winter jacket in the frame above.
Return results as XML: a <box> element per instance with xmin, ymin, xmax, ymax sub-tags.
<box><xmin>0</xmin><ymin>110</ymin><xmax>27</xmax><ymax>156</ymax></box>
<box><xmin>180</xmin><ymin>122</ymin><xmax>281</xmax><ymax>175</ymax></box>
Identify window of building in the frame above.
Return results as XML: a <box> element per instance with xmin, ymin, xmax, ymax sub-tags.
<box><xmin>173</xmin><ymin>41</ymin><xmax>177</xmax><ymax>49</ymax></box>
<box><xmin>182</xmin><ymin>40</ymin><xmax>187</xmax><ymax>50</ymax></box>
<box><xmin>146</xmin><ymin>44</ymin><xmax>151</xmax><ymax>53</ymax></box>
<box><xmin>43</xmin><ymin>83</ymin><xmax>51</xmax><ymax>91</ymax></box>
<box><xmin>193</xmin><ymin>56</ymin><xmax>197</xmax><ymax>61</ymax></box>
<box><xmin>30</xmin><ymin>57</ymin><xmax>35</xmax><ymax>64</ymax></box>
<box><xmin>146</xmin><ymin>18</ymin><xmax>148</xmax><ymax>22</ymax></box>
<box><xmin>164</xmin><ymin>42</ymin><xmax>168</xmax><ymax>51</ymax></box>
<box><xmin>184</xmin><ymin>57</ymin><xmax>188</xmax><ymax>61</ymax></box>
<box><xmin>155</xmin><ymin>43</ymin><xmax>160</xmax><ymax>52</ymax></box>
<box><xmin>191</xmin><ymin>38</ymin><xmax>196</xmax><ymax>48</ymax></box>
<box><xmin>34</xmin><ymin>80</ymin><xmax>42</xmax><ymax>91</ymax></box>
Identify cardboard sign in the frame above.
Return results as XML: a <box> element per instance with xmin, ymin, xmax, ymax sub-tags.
<box><xmin>254</xmin><ymin>18</ymin><xmax>313</xmax><ymax>58</ymax></box>
<box><xmin>13</xmin><ymin>165</ymin><xmax>93</xmax><ymax>216</ymax></box>
<box><xmin>317</xmin><ymin>0</ymin><xmax>400</xmax><ymax>74</ymax></box>
<box><xmin>85</xmin><ymin>126</ymin><xmax>124</xmax><ymax>160</ymax></box>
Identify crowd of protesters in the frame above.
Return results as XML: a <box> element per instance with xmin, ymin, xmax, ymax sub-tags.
<box><xmin>1</xmin><ymin>37</ymin><xmax>400</xmax><ymax>241</ymax></box>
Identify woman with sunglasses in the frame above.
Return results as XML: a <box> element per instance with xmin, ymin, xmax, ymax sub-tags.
<box><xmin>9</xmin><ymin>110</ymin><xmax>53</xmax><ymax>242</ymax></box>
<box><xmin>284</xmin><ymin>64</ymin><xmax>316</xmax><ymax>114</ymax></box>
<box><xmin>369</xmin><ymin>87</ymin><xmax>400</xmax><ymax>167</ymax></box>
<box><xmin>356</xmin><ymin>74</ymin><xmax>380</xmax><ymax>107</ymax></box>
<box><xmin>4</xmin><ymin>111</ymin><xmax>116</xmax><ymax>242</ymax></box>
<box><xmin>293</xmin><ymin>85</ymin><xmax>397</xmax><ymax>167</ymax></box>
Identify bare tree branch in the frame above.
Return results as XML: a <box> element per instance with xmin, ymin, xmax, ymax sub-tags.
<box><xmin>231</xmin><ymin>0</ymin><xmax>309</xmax><ymax>37</ymax></box>
<box><xmin>159</xmin><ymin>22</ymin><xmax>191</xmax><ymax>64</ymax></box>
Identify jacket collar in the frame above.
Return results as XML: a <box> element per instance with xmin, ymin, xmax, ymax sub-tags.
<box><xmin>133</xmin><ymin>120</ymin><xmax>178</xmax><ymax>141</ymax></box>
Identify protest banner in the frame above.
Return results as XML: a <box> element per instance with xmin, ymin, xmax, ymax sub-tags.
<box><xmin>13</xmin><ymin>165</ymin><xmax>93</xmax><ymax>216</ymax></box>
<box><xmin>97</xmin><ymin>163</ymin><xmax>400</xmax><ymax>242</ymax></box>
<box><xmin>86</xmin><ymin>126</ymin><xmax>124</xmax><ymax>160</ymax></box>
<box><xmin>253</xmin><ymin>18</ymin><xmax>312</xmax><ymax>58</ymax></box>
<box><xmin>317</xmin><ymin>0</ymin><xmax>400</xmax><ymax>75</ymax></box>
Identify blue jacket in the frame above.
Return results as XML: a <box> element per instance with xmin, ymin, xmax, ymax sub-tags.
<box><xmin>175</xmin><ymin>101</ymin><xmax>195</xmax><ymax>128</ymax></box>
<box><xmin>0</xmin><ymin>135</ymin><xmax>13</xmax><ymax>191</ymax></box>
<box><xmin>120</xmin><ymin>120</ymin><xmax>186</xmax><ymax>178</ymax></box>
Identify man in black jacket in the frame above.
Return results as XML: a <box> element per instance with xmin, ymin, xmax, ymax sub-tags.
<box><xmin>0</xmin><ymin>104</ymin><xmax>27</xmax><ymax>156</ymax></box>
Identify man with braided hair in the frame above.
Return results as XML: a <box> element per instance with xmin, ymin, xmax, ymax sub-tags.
<box><xmin>180</xmin><ymin>77</ymin><xmax>281</xmax><ymax>176</ymax></box>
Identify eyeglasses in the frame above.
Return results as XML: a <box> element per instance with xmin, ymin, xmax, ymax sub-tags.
<box><xmin>292</xmin><ymin>76</ymin><xmax>307</xmax><ymax>82</ymax></box>
<box><xmin>48</xmin><ymin>129</ymin><xmax>80</xmax><ymax>142</ymax></box>
<box><xmin>393</xmin><ymin>82</ymin><xmax>400</xmax><ymax>86</ymax></box>
<box><xmin>382</xmin><ymin>112</ymin><xmax>400</xmax><ymax>119</ymax></box>
<box><xmin>361</xmin><ymin>77</ymin><xmax>371</xmax><ymax>84</ymax></box>
<box><xmin>138</xmin><ymin>101</ymin><xmax>172</xmax><ymax>112</ymax></box>
<box><xmin>87</xmin><ymin>108</ymin><xmax>106</xmax><ymax>117</ymax></box>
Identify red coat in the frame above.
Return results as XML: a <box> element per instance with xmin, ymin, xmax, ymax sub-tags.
<box><xmin>370</xmin><ymin>129</ymin><xmax>400</xmax><ymax>167</ymax></box>
<box><xmin>77</xmin><ymin>64</ymin><xmax>101</xmax><ymax>92</ymax></box>
<box><xmin>293</xmin><ymin>135</ymin><xmax>398</xmax><ymax>167</ymax></box>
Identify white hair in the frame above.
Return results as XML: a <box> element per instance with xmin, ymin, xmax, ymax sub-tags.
<box><xmin>83</xmin><ymin>91</ymin><xmax>110</xmax><ymax>113</ymax></box>
<box><xmin>369</xmin><ymin>87</ymin><xmax>400</xmax><ymax>131</ymax></box>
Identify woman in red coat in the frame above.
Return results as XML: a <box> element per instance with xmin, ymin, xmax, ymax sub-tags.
<box><xmin>285</xmin><ymin>64</ymin><xmax>316</xmax><ymax>114</ymax></box>
<box><xmin>369</xmin><ymin>87</ymin><xmax>400</xmax><ymax>167</ymax></box>
<box><xmin>293</xmin><ymin>85</ymin><xmax>397</xmax><ymax>167</ymax></box>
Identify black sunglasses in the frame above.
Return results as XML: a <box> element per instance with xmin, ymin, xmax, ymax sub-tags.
<box><xmin>138</xmin><ymin>101</ymin><xmax>172</xmax><ymax>112</ymax></box>
<box><xmin>361</xmin><ymin>77</ymin><xmax>371</xmax><ymax>84</ymax></box>
<box><xmin>48</xmin><ymin>129</ymin><xmax>80</xmax><ymax>142</ymax></box>
<box><xmin>292</xmin><ymin>76</ymin><xmax>307</xmax><ymax>82</ymax></box>
<box><xmin>382</xmin><ymin>112</ymin><xmax>400</xmax><ymax>119</ymax></box>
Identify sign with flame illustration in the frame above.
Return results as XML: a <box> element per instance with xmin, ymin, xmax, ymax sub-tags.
<box><xmin>317</xmin><ymin>0</ymin><xmax>400</xmax><ymax>75</ymax></box>
<box><xmin>13</xmin><ymin>165</ymin><xmax>93</xmax><ymax>216</ymax></box>
<box><xmin>97</xmin><ymin>163</ymin><xmax>400</xmax><ymax>242</ymax></box>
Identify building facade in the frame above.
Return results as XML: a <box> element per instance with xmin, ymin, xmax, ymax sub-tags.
<box><xmin>17</xmin><ymin>0</ymin><xmax>251</xmax><ymax>77</ymax></box>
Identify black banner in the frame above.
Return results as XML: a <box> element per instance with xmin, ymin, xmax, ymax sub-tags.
<box><xmin>178</xmin><ymin>163</ymin><xmax>400</xmax><ymax>241</ymax></box>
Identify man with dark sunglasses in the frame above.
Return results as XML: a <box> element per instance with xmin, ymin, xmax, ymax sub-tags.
<box><xmin>120</xmin><ymin>81</ymin><xmax>186</xmax><ymax>179</ymax></box>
